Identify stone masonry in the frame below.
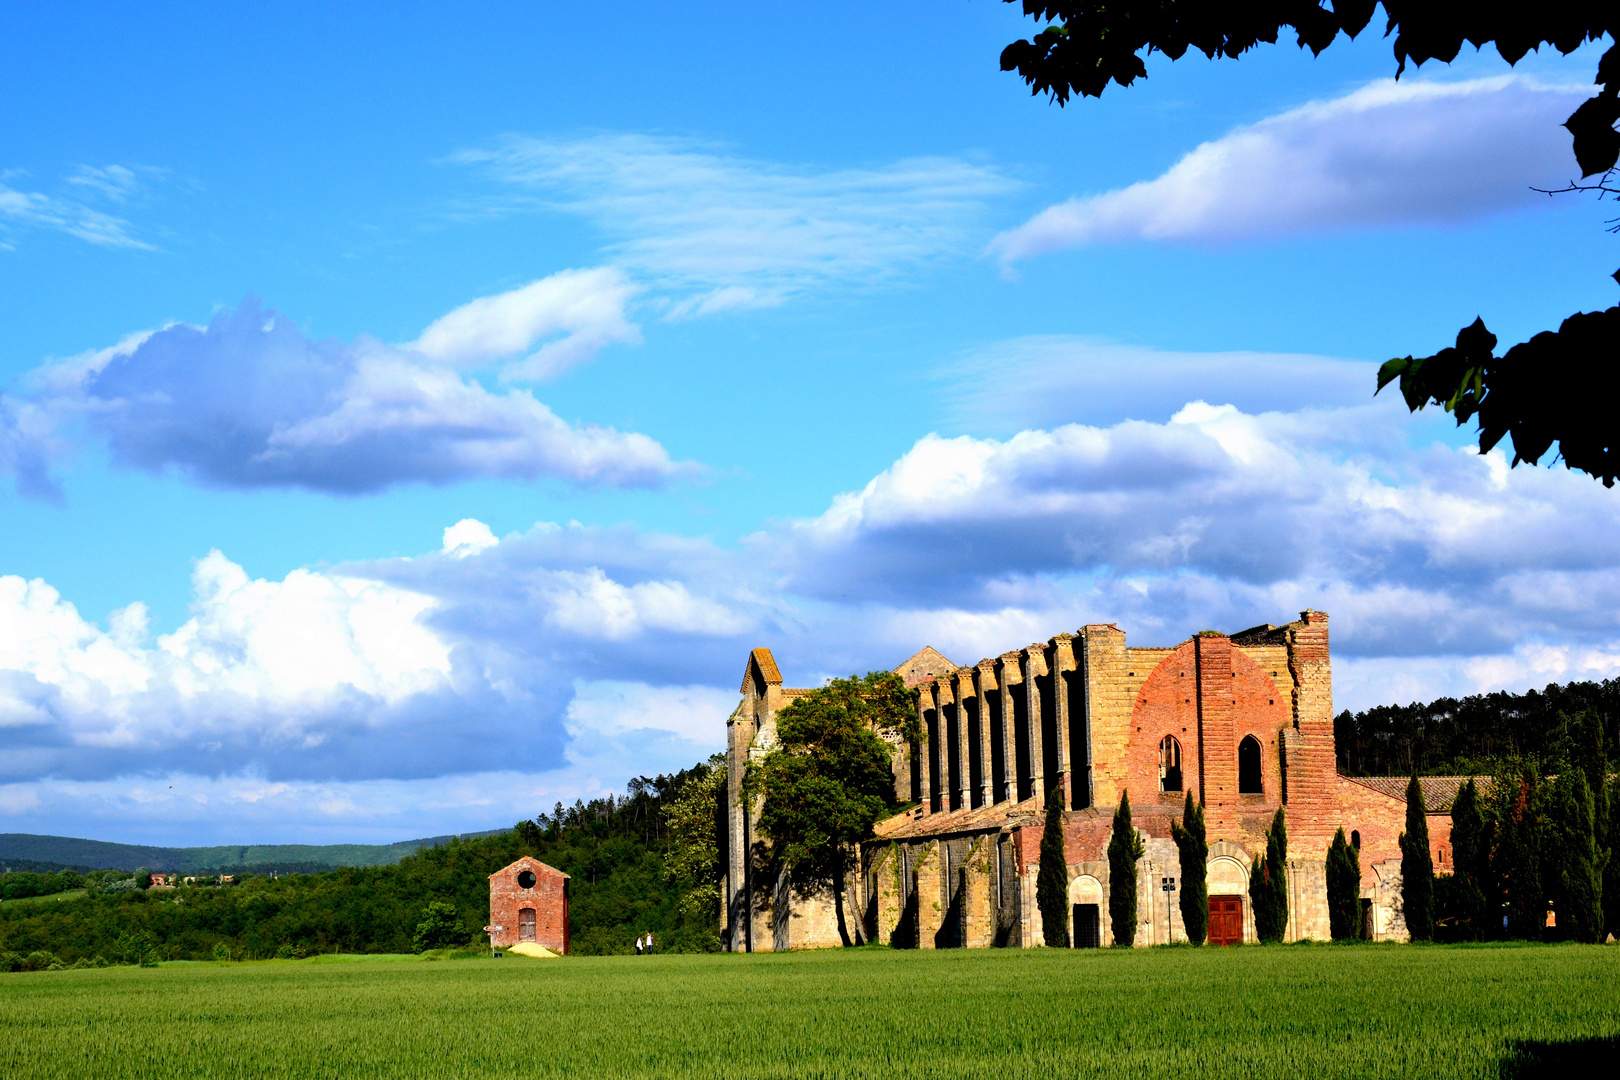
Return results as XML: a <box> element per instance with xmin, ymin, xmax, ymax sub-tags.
<box><xmin>721</xmin><ymin>611</ymin><xmax>1456</xmax><ymax>950</ymax></box>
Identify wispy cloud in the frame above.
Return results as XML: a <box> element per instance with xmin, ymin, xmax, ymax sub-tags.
<box><xmin>457</xmin><ymin>133</ymin><xmax>1018</xmax><ymax>314</ymax></box>
<box><xmin>0</xmin><ymin>164</ymin><xmax>162</xmax><ymax>250</ymax></box>
<box><xmin>940</xmin><ymin>336</ymin><xmax>1379</xmax><ymax>431</ymax></box>
<box><xmin>991</xmin><ymin>76</ymin><xmax>1586</xmax><ymax>262</ymax></box>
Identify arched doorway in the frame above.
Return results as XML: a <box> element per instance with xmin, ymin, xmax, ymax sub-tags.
<box><xmin>1068</xmin><ymin>875</ymin><xmax>1103</xmax><ymax>948</ymax></box>
<box><xmin>1207</xmin><ymin>856</ymin><xmax>1247</xmax><ymax>946</ymax></box>
<box><xmin>518</xmin><ymin>907</ymin><xmax>536</xmax><ymax>943</ymax></box>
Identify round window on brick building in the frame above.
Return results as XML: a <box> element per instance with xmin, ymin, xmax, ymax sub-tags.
<box><xmin>1238</xmin><ymin>736</ymin><xmax>1262</xmax><ymax>794</ymax></box>
<box><xmin>1159</xmin><ymin>735</ymin><xmax>1183</xmax><ymax>792</ymax></box>
<box><xmin>517</xmin><ymin>870</ymin><xmax>537</xmax><ymax>889</ymax></box>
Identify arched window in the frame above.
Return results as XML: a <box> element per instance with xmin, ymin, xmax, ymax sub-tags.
<box><xmin>1238</xmin><ymin>736</ymin><xmax>1262</xmax><ymax>794</ymax></box>
<box><xmin>1159</xmin><ymin>735</ymin><xmax>1183</xmax><ymax>792</ymax></box>
<box><xmin>1351</xmin><ymin>830</ymin><xmax>1361</xmax><ymax>850</ymax></box>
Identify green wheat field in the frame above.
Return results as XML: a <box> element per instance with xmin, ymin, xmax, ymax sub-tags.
<box><xmin>3</xmin><ymin>944</ymin><xmax>1616</xmax><ymax>1079</ymax></box>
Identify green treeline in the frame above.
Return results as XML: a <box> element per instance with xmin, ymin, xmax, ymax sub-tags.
<box><xmin>1335</xmin><ymin>679</ymin><xmax>1620</xmax><ymax>776</ymax></box>
<box><xmin>0</xmin><ymin>758</ymin><xmax>724</xmax><ymax>969</ymax></box>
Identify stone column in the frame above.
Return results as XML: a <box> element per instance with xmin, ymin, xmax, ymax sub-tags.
<box><xmin>919</xmin><ymin>681</ymin><xmax>938</xmax><ymax>814</ymax></box>
<box><xmin>952</xmin><ymin>668</ymin><xmax>975</xmax><ymax>811</ymax></box>
<box><xmin>997</xmin><ymin>652</ymin><xmax>1026</xmax><ymax>801</ymax></box>
<box><xmin>1050</xmin><ymin>635</ymin><xmax>1077</xmax><ymax>810</ymax></box>
<box><xmin>974</xmin><ymin>661</ymin><xmax>997</xmax><ymax>807</ymax></box>
<box><xmin>1023</xmin><ymin>647</ymin><xmax>1047</xmax><ymax>808</ymax></box>
<box><xmin>936</xmin><ymin>676</ymin><xmax>959</xmax><ymax>812</ymax></box>
<box><xmin>916</xmin><ymin>840</ymin><xmax>944</xmax><ymax>949</ymax></box>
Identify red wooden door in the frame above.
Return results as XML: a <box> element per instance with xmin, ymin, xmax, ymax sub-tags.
<box><xmin>1208</xmin><ymin>895</ymin><xmax>1243</xmax><ymax>946</ymax></box>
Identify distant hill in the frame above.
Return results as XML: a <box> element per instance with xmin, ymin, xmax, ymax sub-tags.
<box><xmin>0</xmin><ymin>831</ymin><xmax>504</xmax><ymax>874</ymax></box>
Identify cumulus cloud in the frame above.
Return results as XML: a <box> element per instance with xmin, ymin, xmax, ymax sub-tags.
<box><xmin>457</xmin><ymin>133</ymin><xmax>1017</xmax><ymax>313</ymax></box>
<box><xmin>991</xmin><ymin>76</ymin><xmax>1587</xmax><ymax>261</ymax></box>
<box><xmin>12</xmin><ymin>387</ymin><xmax>1620</xmax><ymax>839</ymax></box>
<box><xmin>5</xmin><ymin>288</ymin><xmax>687</xmax><ymax>496</ymax></box>
<box><xmin>410</xmin><ymin>266</ymin><xmax>641</xmax><ymax>380</ymax></box>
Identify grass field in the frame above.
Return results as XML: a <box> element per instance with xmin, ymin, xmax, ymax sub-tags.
<box><xmin>2</xmin><ymin>943</ymin><xmax>1616</xmax><ymax>1079</ymax></box>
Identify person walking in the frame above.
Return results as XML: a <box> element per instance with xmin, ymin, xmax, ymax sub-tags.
<box><xmin>635</xmin><ymin>934</ymin><xmax>644</xmax><ymax>956</ymax></box>
<box><xmin>645</xmin><ymin>931</ymin><xmax>654</xmax><ymax>955</ymax></box>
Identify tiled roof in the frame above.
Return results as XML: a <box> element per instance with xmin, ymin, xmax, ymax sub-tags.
<box><xmin>1344</xmin><ymin>775</ymin><xmax>1487</xmax><ymax>813</ymax></box>
<box><xmin>873</xmin><ymin>797</ymin><xmax>1044</xmax><ymax>840</ymax></box>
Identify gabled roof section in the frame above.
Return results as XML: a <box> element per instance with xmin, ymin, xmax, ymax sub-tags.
<box><xmin>1343</xmin><ymin>775</ymin><xmax>1486</xmax><ymax>814</ymax></box>
<box><xmin>741</xmin><ymin>647</ymin><xmax>783</xmax><ymax>694</ymax></box>
<box><xmin>489</xmin><ymin>855</ymin><xmax>569</xmax><ymax>880</ymax></box>
<box><xmin>893</xmin><ymin>646</ymin><xmax>956</xmax><ymax>688</ymax></box>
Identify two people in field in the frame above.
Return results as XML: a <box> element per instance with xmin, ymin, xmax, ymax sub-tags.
<box><xmin>634</xmin><ymin>931</ymin><xmax>654</xmax><ymax>955</ymax></box>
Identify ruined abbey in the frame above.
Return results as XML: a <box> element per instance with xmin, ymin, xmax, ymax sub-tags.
<box><xmin>723</xmin><ymin>611</ymin><xmax>1461</xmax><ymax>950</ymax></box>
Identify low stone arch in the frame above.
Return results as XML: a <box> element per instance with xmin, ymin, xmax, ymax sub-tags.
<box><xmin>1067</xmin><ymin>874</ymin><xmax>1103</xmax><ymax>906</ymax></box>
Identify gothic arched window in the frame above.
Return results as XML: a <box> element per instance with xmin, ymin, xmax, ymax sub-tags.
<box><xmin>1159</xmin><ymin>735</ymin><xmax>1183</xmax><ymax>792</ymax></box>
<box><xmin>1238</xmin><ymin>735</ymin><xmax>1263</xmax><ymax>794</ymax></box>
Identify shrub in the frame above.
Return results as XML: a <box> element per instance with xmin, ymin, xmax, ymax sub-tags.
<box><xmin>212</xmin><ymin>942</ymin><xmax>231</xmax><ymax>962</ymax></box>
<box><xmin>413</xmin><ymin>901</ymin><xmax>463</xmax><ymax>952</ymax></box>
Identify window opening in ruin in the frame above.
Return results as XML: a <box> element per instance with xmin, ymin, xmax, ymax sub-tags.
<box><xmin>517</xmin><ymin>870</ymin><xmax>537</xmax><ymax>889</ymax></box>
<box><xmin>1238</xmin><ymin>735</ymin><xmax>1262</xmax><ymax>794</ymax></box>
<box><xmin>1351</xmin><ymin>830</ymin><xmax>1360</xmax><ymax>850</ymax></box>
<box><xmin>1159</xmin><ymin>735</ymin><xmax>1183</xmax><ymax>792</ymax></box>
<box><xmin>518</xmin><ymin>908</ymin><xmax>536</xmax><ymax>942</ymax></box>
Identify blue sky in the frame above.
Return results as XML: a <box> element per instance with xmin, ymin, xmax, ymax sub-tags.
<box><xmin>2</xmin><ymin>4</ymin><xmax>1616</xmax><ymax>844</ymax></box>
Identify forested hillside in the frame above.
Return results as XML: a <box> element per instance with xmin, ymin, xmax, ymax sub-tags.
<box><xmin>1335</xmin><ymin>679</ymin><xmax>1620</xmax><ymax>776</ymax></box>
<box><xmin>0</xmin><ymin>757</ymin><xmax>724</xmax><ymax>967</ymax></box>
<box><xmin>0</xmin><ymin>832</ymin><xmax>496</xmax><ymax>875</ymax></box>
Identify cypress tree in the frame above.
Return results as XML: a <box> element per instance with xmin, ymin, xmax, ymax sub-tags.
<box><xmin>1170</xmin><ymin>791</ymin><xmax>1208</xmax><ymax>945</ymax></box>
<box><xmin>1325</xmin><ymin>827</ymin><xmax>1361</xmax><ymax>941</ymax></box>
<box><xmin>1107</xmin><ymin>790</ymin><xmax>1144</xmax><ymax>946</ymax></box>
<box><xmin>1250</xmin><ymin>808</ymin><xmax>1288</xmax><ymax>942</ymax></box>
<box><xmin>1495</xmin><ymin>758</ymin><xmax>1545</xmax><ymax>940</ymax></box>
<box><xmin>1606</xmin><ymin>776</ymin><xmax>1620</xmax><ymax>941</ymax></box>
<box><xmin>1399</xmin><ymin>773</ymin><xmax>1434</xmax><ymax>941</ymax></box>
<box><xmin>1448</xmin><ymin>778</ymin><xmax>1490</xmax><ymax>940</ymax></box>
<box><xmin>1037</xmin><ymin>784</ymin><xmax>1070</xmax><ymax>947</ymax></box>
<box><xmin>1548</xmin><ymin>769</ymin><xmax>1604</xmax><ymax>943</ymax></box>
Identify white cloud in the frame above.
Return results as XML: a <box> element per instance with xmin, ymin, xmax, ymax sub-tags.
<box><xmin>443</xmin><ymin>519</ymin><xmax>499</xmax><ymax>558</ymax></box>
<box><xmin>458</xmin><ymin>133</ymin><xmax>1017</xmax><ymax>312</ymax></box>
<box><xmin>410</xmin><ymin>266</ymin><xmax>641</xmax><ymax>380</ymax></box>
<box><xmin>5</xmin><ymin>292</ymin><xmax>689</xmax><ymax>496</ymax></box>
<box><xmin>991</xmin><ymin>76</ymin><xmax>1586</xmax><ymax>261</ymax></box>
<box><xmin>12</xmin><ymin>385</ymin><xmax>1620</xmax><ymax>839</ymax></box>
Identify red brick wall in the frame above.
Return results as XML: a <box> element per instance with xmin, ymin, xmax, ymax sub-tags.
<box><xmin>488</xmin><ymin>858</ymin><xmax>570</xmax><ymax>954</ymax></box>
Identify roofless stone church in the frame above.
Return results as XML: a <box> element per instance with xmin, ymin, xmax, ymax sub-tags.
<box><xmin>722</xmin><ymin>611</ymin><xmax>1458</xmax><ymax>950</ymax></box>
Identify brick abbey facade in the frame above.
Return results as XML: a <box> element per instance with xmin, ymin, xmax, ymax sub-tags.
<box><xmin>723</xmin><ymin>611</ymin><xmax>1457</xmax><ymax>950</ymax></box>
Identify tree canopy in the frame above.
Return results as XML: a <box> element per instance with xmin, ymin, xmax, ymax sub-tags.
<box><xmin>747</xmin><ymin>671</ymin><xmax>907</xmax><ymax>940</ymax></box>
<box><xmin>1002</xmin><ymin>1</ymin><xmax>1620</xmax><ymax>486</ymax></box>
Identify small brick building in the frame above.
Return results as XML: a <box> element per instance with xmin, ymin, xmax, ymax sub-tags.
<box><xmin>488</xmin><ymin>857</ymin><xmax>569</xmax><ymax>954</ymax></box>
